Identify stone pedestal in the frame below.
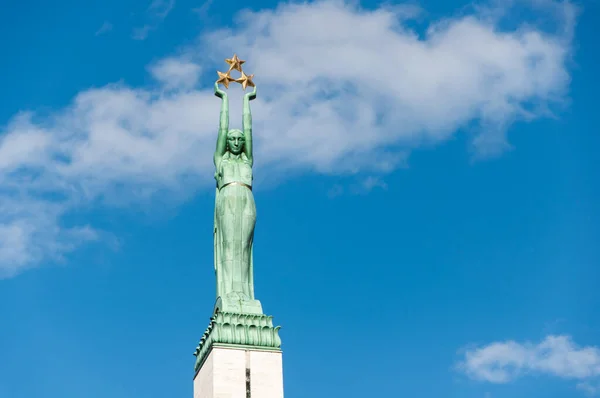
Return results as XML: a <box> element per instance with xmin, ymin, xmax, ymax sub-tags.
<box><xmin>194</xmin><ymin>347</ymin><xmax>284</xmax><ymax>398</ymax></box>
<box><xmin>193</xmin><ymin>312</ymin><xmax>283</xmax><ymax>398</ymax></box>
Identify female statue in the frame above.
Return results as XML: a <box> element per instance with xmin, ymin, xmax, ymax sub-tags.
<box><xmin>213</xmin><ymin>82</ymin><xmax>260</xmax><ymax>312</ymax></box>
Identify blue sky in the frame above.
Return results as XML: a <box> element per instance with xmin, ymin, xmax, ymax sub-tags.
<box><xmin>0</xmin><ymin>0</ymin><xmax>599</xmax><ymax>397</ymax></box>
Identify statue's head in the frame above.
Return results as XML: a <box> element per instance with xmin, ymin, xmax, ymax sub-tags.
<box><xmin>227</xmin><ymin>129</ymin><xmax>244</xmax><ymax>155</ymax></box>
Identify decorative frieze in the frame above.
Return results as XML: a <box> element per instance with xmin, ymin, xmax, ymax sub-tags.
<box><xmin>194</xmin><ymin>312</ymin><xmax>282</xmax><ymax>372</ymax></box>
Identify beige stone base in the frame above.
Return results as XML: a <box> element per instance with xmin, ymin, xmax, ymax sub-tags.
<box><xmin>194</xmin><ymin>345</ymin><xmax>284</xmax><ymax>398</ymax></box>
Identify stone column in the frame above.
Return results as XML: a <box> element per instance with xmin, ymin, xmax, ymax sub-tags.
<box><xmin>194</xmin><ymin>346</ymin><xmax>284</xmax><ymax>398</ymax></box>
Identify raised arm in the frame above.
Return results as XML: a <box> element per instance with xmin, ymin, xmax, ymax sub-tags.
<box><xmin>214</xmin><ymin>82</ymin><xmax>229</xmax><ymax>166</ymax></box>
<box><xmin>242</xmin><ymin>86</ymin><xmax>257</xmax><ymax>166</ymax></box>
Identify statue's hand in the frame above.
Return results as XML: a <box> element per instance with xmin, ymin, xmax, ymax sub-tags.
<box><xmin>214</xmin><ymin>82</ymin><xmax>227</xmax><ymax>99</ymax></box>
<box><xmin>245</xmin><ymin>86</ymin><xmax>257</xmax><ymax>101</ymax></box>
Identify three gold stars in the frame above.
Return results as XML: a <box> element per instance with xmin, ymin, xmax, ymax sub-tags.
<box><xmin>215</xmin><ymin>53</ymin><xmax>256</xmax><ymax>90</ymax></box>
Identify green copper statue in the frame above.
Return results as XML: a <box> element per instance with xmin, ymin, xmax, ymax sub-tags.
<box><xmin>212</xmin><ymin>80</ymin><xmax>263</xmax><ymax>315</ymax></box>
<box><xmin>193</xmin><ymin>55</ymin><xmax>282</xmax><ymax>373</ymax></box>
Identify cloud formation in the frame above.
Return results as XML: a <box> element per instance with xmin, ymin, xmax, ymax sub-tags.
<box><xmin>148</xmin><ymin>57</ymin><xmax>202</xmax><ymax>90</ymax></box>
<box><xmin>95</xmin><ymin>21</ymin><xmax>113</xmax><ymax>36</ymax></box>
<box><xmin>458</xmin><ymin>335</ymin><xmax>600</xmax><ymax>393</ymax></box>
<box><xmin>0</xmin><ymin>0</ymin><xmax>576</xmax><ymax>276</ymax></box>
<box><xmin>132</xmin><ymin>0</ymin><xmax>176</xmax><ymax>40</ymax></box>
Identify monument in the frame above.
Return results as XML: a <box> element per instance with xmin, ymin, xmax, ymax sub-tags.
<box><xmin>193</xmin><ymin>54</ymin><xmax>284</xmax><ymax>398</ymax></box>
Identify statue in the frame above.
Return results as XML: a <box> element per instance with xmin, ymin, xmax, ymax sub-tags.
<box><xmin>193</xmin><ymin>55</ymin><xmax>282</xmax><ymax>373</ymax></box>
<box><xmin>212</xmin><ymin>54</ymin><xmax>262</xmax><ymax>315</ymax></box>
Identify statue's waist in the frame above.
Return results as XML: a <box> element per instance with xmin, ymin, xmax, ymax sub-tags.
<box><xmin>219</xmin><ymin>181</ymin><xmax>252</xmax><ymax>191</ymax></box>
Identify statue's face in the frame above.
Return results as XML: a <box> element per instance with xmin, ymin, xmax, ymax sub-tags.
<box><xmin>227</xmin><ymin>130</ymin><xmax>244</xmax><ymax>155</ymax></box>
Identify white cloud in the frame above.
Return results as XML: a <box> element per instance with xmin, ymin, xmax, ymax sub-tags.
<box><xmin>361</xmin><ymin>176</ymin><xmax>388</xmax><ymax>192</ymax></box>
<box><xmin>149</xmin><ymin>58</ymin><xmax>202</xmax><ymax>90</ymax></box>
<box><xmin>132</xmin><ymin>0</ymin><xmax>176</xmax><ymax>40</ymax></box>
<box><xmin>578</xmin><ymin>381</ymin><xmax>600</xmax><ymax>396</ymax></box>
<box><xmin>0</xmin><ymin>0</ymin><xmax>576</xmax><ymax>276</ymax></box>
<box><xmin>199</xmin><ymin>0</ymin><xmax>573</xmax><ymax>164</ymax></box>
<box><xmin>458</xmin><ymin>335</ymin><xmax>600</xmax><ymax>393</ymax></box>
<box><xmin>95</xmin><ymin>21</ymin><xmax>113</xmax><ymax>36</ymax></box>
<box><xmin>326</xmin><ymin>175</ymin><xmax>388</xmax><ymax>197</ymax></box>
<box><xmin>192</xmin><ymin>0</ymin><xmax>213</xmax><ymax>20</ymax></box>
<box><xmin>149</xmin><ymin>0</ymin><xmax>175</xmax><ymax>19</ymax></box>
<box><xmin>132</xmin><ymin>26</ymin><xmax>152</xmax><ymax>40</ymax></box>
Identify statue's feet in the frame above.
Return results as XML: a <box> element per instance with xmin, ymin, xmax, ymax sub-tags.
<box><xmin>225</xmin><ymin>292</ymin><xmax>241</xmax><ymax>301</ymax></box>
<box><xmin>225</xmin><ymin>291</ymin><xmax>252</xmax><ymax>302</ymax></box>
<box><xmin>217</xmin><ymin>293</ymin><xmax>263</xmax><ymax>315</ymax></box>
<box><xmin>238</xmin><ymin>292</ymin><xmax>251</xmax><ymax>301</ymax></box>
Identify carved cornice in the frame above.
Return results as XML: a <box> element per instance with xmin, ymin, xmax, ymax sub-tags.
<box><xmin>193</xmin><ymin>312</ymin><xmax>282</xmax><ymax>372</ymax></box>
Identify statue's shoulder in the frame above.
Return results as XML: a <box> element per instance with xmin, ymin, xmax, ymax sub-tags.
<box><xmin>241</xmin><ymin>153</ymin><xmax>252</xmax><ymax>165</ymax></box>
<box><xmin>219</xmin><ymin>153</ymin><xmax>231</xmax><ymax>164</ymax></box>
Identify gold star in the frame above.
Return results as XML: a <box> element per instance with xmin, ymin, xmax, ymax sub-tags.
<box><xmin>216</xmin><ymin>70</ymin><xmax>234</xmax><ymax>88</ymax></box>
<box><xmin>225</xmin><ymin>54</ymin><xmax>245</xmax><ymax>72</ymax></box>
<box><xmin>235</xmin><ymin>71</ymin><xmax>255</xmax><ymax>90</ymax></box>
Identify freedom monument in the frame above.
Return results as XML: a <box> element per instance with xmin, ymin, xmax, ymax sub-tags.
<box><xmin>192</xmin><ymin>54</ymin><xmax>284</xmax><ymax>398</ymax></box>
